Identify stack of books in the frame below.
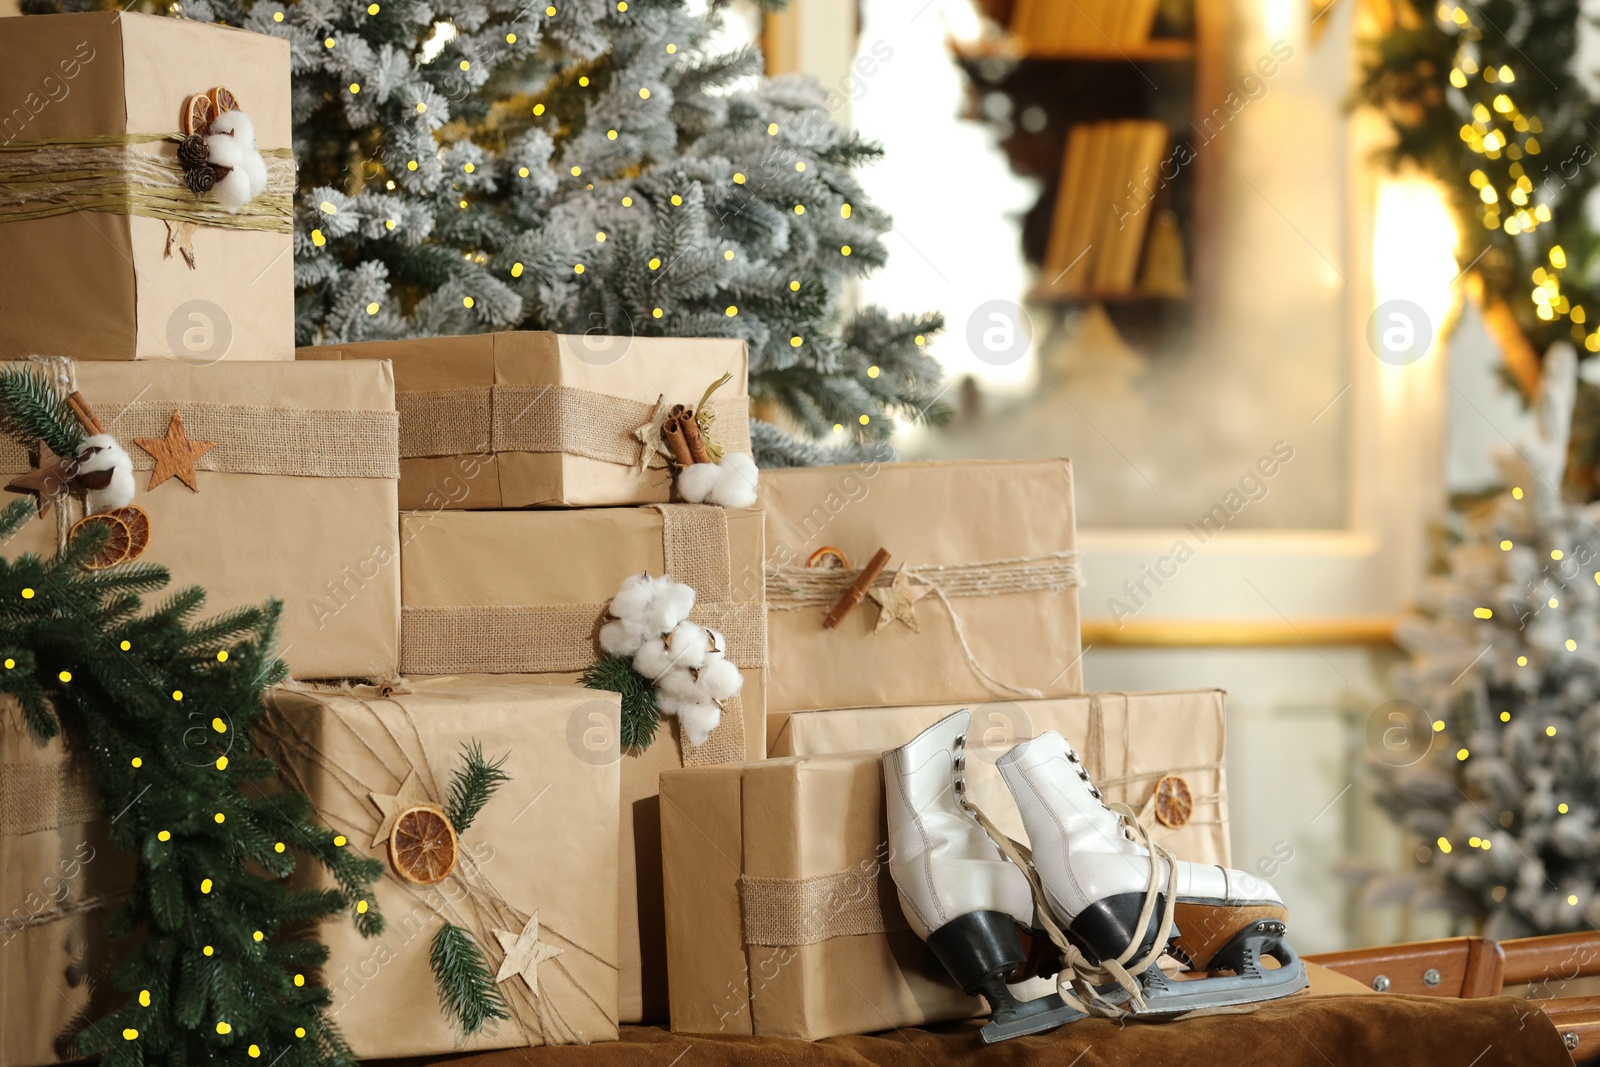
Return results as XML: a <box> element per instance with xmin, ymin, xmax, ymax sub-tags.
<box><xmin>1010</xmin><ymin>0</ymin><xmax>1162</xmax><ymax>51</ymax></box>
<box><xmin>1039</xmin><ymin>119</ymin><xmax>1172</xmax><ymax>297</ymax></box>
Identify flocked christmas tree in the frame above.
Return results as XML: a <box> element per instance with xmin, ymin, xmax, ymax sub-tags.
<box><xmin>24</xmin><ymin>0</ymin><xmax>949</xmax><ymax>463</ymax></box>
<box><xmin>1377</xmin><ymin>343</ymin><xmax>1600</xmax><ymax>937</ymax></box>
<box><xmin>0</xmin><ymin>368</ymin><xmax>382</xmax><ymax>1066</ymax></box>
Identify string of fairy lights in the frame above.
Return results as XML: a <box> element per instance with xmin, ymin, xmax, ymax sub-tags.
<box><xmin>1444</xmin><ymin>4</ymin><xmax>1594</xmax><ymax>350</ymax></box>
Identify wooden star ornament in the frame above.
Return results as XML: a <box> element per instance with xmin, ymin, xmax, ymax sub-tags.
<box><xmin>5</xmin><ymin>442</ymin><xmax>74</xmax><ymax>517</ymax></box>
<box><xmin>368</xmin><ymin>771</ymin><xmax>433</xmax><ymax>849</ymax></box>
<box><xmin>867</xmin><ymin>565</ymin><xmax>931</xmax><ymax>633</ymax></box>
<box><xmin>630</xmin><ymin>394</ymin><xmax>671</xmax><ymax>473</ymax></box>
<box><xmin>135</xmin><ymin>410</ymin><xmax>214</xmax><ymax>492</ymax></box>
<box><xmin>493</xmin><ymin>912</ymin><xmax>563</xmax><ymax>995</ymax></box>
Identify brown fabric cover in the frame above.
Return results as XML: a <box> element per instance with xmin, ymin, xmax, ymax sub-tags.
<box><xmin>382</xmin><ymin>993</ymin><xmax>1574</xmax><ymax>1067</ymax></box>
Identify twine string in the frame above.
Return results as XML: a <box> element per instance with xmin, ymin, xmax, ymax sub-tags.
<box><xmin>261</xmin><ymin>688</ymin><xmax>605</xmax><ymax>1043</ymax></box>
<box><xmin>767</xmin><ymin>554</ymin><xmax>1078</xmax><ymax>701</ymax></box>
<box><xmin>0</xmin><ymin>135</ymin><xmax>294</xmax><ymax>230</ymax></box>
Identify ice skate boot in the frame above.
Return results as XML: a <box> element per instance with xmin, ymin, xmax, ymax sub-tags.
<box><xmin>884</xmin><ymin>711</ymin><xmax>1087</xmax><ymax>1042</ymax></box>
<box><xmin>997</xmin><ymin>730</ymin><xmax>1308</xmax><ymax>1015</ymax></box>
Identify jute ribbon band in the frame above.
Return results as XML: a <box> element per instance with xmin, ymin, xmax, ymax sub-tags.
<box><xmin>738</xmin><ymin>866</ymin><xmax>903</xmax><ymax>948</ymax></box>
<box><xmin>0</xmin><ymin>757</ymin><xmax>100</xmax><ymax>836</ymax></box>
<box><xmin>399</xmin><ymin>504</ymin><xmax>761</xmax><ymax>767</ymax></box>
<box><xmin>397</xmin><ymin>386</ymin><xmax>751</xmax><ymax>469</ymax></box>
<box><xmin>0</xmin><ymin>135</ymin><xmax>294</xmax><ymax>231</ymax></box>
<box><xmin>0</xmin><ymin>398</ymin><xmax>400</xmax><ymax>481</ymax></box>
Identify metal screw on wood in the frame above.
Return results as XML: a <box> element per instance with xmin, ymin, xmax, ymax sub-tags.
<box><xmin>1422</xmin><ymin>968</ymin><xmax>1442</xmax><ymax>987</ymax></box>
<box><xmin>1372</xmin><ymin>975</ymin><xmax>1391</xmax><ymax>992</ymax></box>
<box><xmin>1565</xmin><ymin>1033</ymin><xmax>1580</xmax><ymax>1051</ymax></box>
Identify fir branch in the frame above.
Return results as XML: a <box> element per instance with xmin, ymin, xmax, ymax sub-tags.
<box><xmin>428</xmin><ymin>923</ymin><xmax>511</xmax><ymax>1035</ymax></box>
<box><xmin>0</xmin><ymin>367</ymin><xmax>85</xmax><ymax>459</ymax></box>
<box><xmin>582</xmin><ymin>653</ymin><xmax>660</xmax><ymax>750</ymax></box>
<box><xmin>446</xmin><ymin>741</ymin><xmax>511</xmax><ymax>834</ymax></box>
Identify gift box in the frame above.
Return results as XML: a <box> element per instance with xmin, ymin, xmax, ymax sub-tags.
<box><xmin>661</xmin><ymin>752</ymin><xmax>997</xmax><ymax>1038</ymax></box>
<box><xmin>0</xmin><ymin>359</ymin><xmax>400</xmax><ymax>681</ymax></box>
<box><xmin>0</xmin><ymin>12</ymin><xmax>293</xmax><ymax>362</ymax></box>
<box><xmin>261</xmin><ymin>678</ymin><xmax>621</xmax><ymax>1058</ymax></box>
<box><xmin>0</xmin><ymin>705</ymin><xmax>133</xmax><ymax>1067</ymax></box>
<box><xmin>399</xmin><ymin>504</ymin><xmax>767</xmax><ymax>1022</ymax></box>
<box><xmin>299</xmin><ymin>332</ymin><xmax>751</xmax><ymax>508</ymax></box>
<box><xmin>768</xmin><ymin>690</ymin><xmax>1232</xmax><ymax>868</ymax></box>
<box><xmin>758</xmin><ymin>459</ymin><xmax>1082</xmax><ymax>713</ymax></box>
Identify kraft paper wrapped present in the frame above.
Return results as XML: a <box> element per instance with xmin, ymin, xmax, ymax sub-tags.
<box><xmin>0</xmin><ymin>704</ymin><xmax>134</xmax><ymax>1067</ymax></box>
<box><xmin>0</xmin><ymin>359</ymin><xmax>400</xmax><ymax>681</ymax></box>
<box><xmin>0</xmin><ymin>13</ymin><xmax>293</xmax><ymax>362</ymax></box>
<box><xmin>261</xmin><ymin>678</ymin><xmax>621</xmax><ymax>1059</ymax></box>
<box><xmin>298</xmin><ymin>332</ymin><xmax>751</xmax><ymax>508</ymax></box>
<box><xmin>758</xmin><ymin>459</ymin><xmax>1082</xmax><ymax>713</ymax></box>
<box><xmin>660</xmin><ymin>752</ymin><xmax>1028</xmax><ymax>1039</ymax></box>
<box><xmin>399</xmin><ymin>504</ymin><xmax>767</xmax><ymax>1023</ymax></box>
<box><xmin>768</xmin><ymin>690</ymin><xmax>1232</xmax><ymax>868</ymax></box>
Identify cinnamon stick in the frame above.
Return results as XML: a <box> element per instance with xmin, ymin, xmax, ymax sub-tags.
<box><xmin>660</xmin><ymin>416</ymin><xmax>696</xmax><ymax>468</ymax></box>
<box><xmin>678</xmin><ymin>409</ymin><xmax>712</xmax><ymax>464</ymax></box>
<box><xmin>65</xmin><ymin>392</ymin><xmax>105</xmax><ymax>436</ymax></box>
<box><xmin>823</xmin><ymin>547</ymin><xmax>891</xmax><ymax>630</ymax></box>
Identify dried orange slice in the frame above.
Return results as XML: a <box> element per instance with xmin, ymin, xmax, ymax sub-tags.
<box><xmin>181</xmin><ymin>93</ymin><xmax>216</xmax><ymax>137</ymax></box>
<box><xmin>207</xmin><ymin>86</ymin><xmax>240</xmax><ymax>117</ymax></box>
<box><xmin>806</xmin><ymin>546</ymin><xmax>851</xmax><ymax>569</ymax></box>
<box><xmin>1152</xmin><ymin>774</ymin><xmax>1193</xmax><ymax>829</ymax></box>
<box><xmin>108</xmin><ymin>505</ymin><xmax>151</xmax><ymax>561</ymax></box>
<box><xmin>69</xmin><ymin>514</ymin><xmax>132</xmax><ymax>570</ymax></box>
<box><xmin>389</xmin><ymin>805</ymin><xmax>458</xmax><ymax>885</ymax></box>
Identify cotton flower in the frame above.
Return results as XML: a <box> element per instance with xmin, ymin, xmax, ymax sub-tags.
<box><xmin>678</xmin><ymin>703</ymin><xmax>722</xmax><ymax>746</ymax></box>
<box><xmin>206</xmin><ymin>110</ymin><xmax>269</xmax><ymax>212</ymax></box>
<box><xmin>600</xmin><ymin>572</ymin><xmax>745</xmax><ymax>748</ymax></box>
<box><xmin>73</xmin><ymin>434</ymin><xmax>135</xmax><ymax>513</ymax></box>
<box><xmin>598</xmin><ymin>617</ymin><xmax>646</xmax><ymax>657</ymax></box>
<box><xmin>676</xmin><ymin>452</ymin><xmax>759</xmax><ymax>508</ymax></box>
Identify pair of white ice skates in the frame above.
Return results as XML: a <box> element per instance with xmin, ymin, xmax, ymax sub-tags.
<box><xmin>883</xmin><ymin>710</ymin><xmax>1307</xmax><ymax>1043</ymax></box>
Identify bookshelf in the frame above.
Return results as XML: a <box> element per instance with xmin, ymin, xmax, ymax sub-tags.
<box><xmin>952</xmin><ymin>0</ymin><xmax>1229</xmax><ymax>343</ymax></box>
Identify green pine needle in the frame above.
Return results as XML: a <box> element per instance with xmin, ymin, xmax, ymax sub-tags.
<box><xmin>428</xmin><ymin>923</ymin><xmax>511</xmax><ymax>1035</ymax></box>
<box><xmin>0</xmin><ymin>367</ymin><xmax>85</xmax><ymax>460</ymax></box>
<box><xmin>446</xmin><ymin>741</ymin><xmax>511</xmax><ymax>834</ymax></box>
<box><xmin>582</xmin><ymin>653</ymin><xmax>660</xmax><ymax>750</ymax></box>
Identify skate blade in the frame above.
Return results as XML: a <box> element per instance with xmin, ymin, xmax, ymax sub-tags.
<box><xmin>979</xmin><ymin>993</ymin><xmax>1088</xmax><ymax>1043</ymax></box>
<box><xmin>1130</xmin><ymin>957</ymin><xmax>1310</xmax><ymax>1015</ymax></box>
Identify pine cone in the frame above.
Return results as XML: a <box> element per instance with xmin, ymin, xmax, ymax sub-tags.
<box><xmin>177</xmin><ymin>134</ymin><xmax>210</xmax><ymax>167</ymax></box>
<box><xmin>183</xmin><ymin>164</ymin><xmax>217</xmax><ymax>194</ymax></box>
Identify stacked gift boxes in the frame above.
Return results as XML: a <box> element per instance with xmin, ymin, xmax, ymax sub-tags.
<box><xmin>0</xmin><ymin>13</ymin><xmax>627</xmax><ymax>1062</ymax></box>
<box><xmin>301</xmin><ymin>330</ymin><xmax>768</xmax><ymax>1027</ymax></box>
<box><xmin>0</xmin><ymin>11</ymin><xmax>1245</xmax><ymax>1060</ymax></box>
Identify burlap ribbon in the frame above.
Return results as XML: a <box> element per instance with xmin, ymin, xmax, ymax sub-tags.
<box><xmin>0</xmin><ymin>699</ymin><xmax>127</xmax><ymax>941</ymax></box>
<box><xmin>399</xmin><ymin>504</ymin><xmax>761</xmax><ymax>767</ymax></box>
<box><xmin>738</xmin><ymin>863</ymin><xmax>904</xmax><ymax>948</ymax></box>
<box><xmin>397</xmin><ymin>386</ymin><xmax>750</xmax><ymax>470</ymax></box>
<box><xmin>262</xmin><ymin>690</ymin><xmax>605</xmax><ymax>1046</ymax></box>
<box><xmin>766</xmin><ymin>553</ymin><xmax>1081</xmax><ymax>699</ymax></box>
<box><xmin>0</xmin><ymin>135</ymin><xmax>294</xmax><ymax>230</ymax></box>
<box><xmin>0</xmin><ymin>359</ymin><xmax>400</xmax><ymax>482</ymax></box>
<box><xmin>0</xmin><ymin>755</ymin><xmax>99</xmax><ymax>837</ymax></box>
